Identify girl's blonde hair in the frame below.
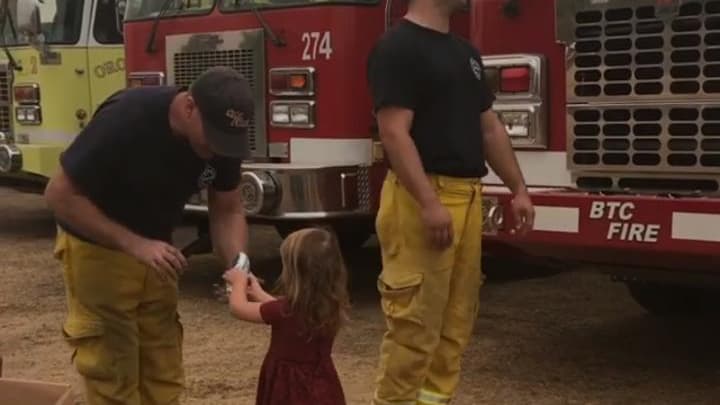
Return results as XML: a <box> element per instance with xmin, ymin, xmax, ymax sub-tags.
<box><xmin>276</xmin><ymin>227</ymin><xmax>351</xmax><ymax>337</ymax></box>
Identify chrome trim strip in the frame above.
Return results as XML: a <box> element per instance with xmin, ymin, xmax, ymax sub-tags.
<box><xmin>184</xmin><ymin>204</ymin><xmax>370</xmax><ymax>220</ymax></box>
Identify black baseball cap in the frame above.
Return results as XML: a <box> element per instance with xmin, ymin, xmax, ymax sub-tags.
<box><xmin>190</xmin><ymin>66</ymin><xmax>254</xmax><ymax>159</ymax></box>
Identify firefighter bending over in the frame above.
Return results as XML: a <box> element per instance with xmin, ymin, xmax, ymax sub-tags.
<box><xmin>367</xmin><ymin>0</ymin><xmax>535</xmax><ymax>403</ymax></box>
<box><xmin>44</xmin><ymin>67</ymin><xmax>253</xmax><ymax>405</ymax></box>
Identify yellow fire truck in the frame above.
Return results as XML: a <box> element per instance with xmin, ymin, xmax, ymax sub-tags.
<box><xmin>0</xmin><ymin>0</ymin><xmax>125</xmax><ymax>191</ymax></box>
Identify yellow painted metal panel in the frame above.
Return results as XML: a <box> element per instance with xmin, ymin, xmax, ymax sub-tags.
<box><xmin>0</xmin><ymin>45</ymin><xmax>125</xmax><ymax>179</ymax></box>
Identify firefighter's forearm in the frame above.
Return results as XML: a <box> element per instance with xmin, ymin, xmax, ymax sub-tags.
<box><xmin>482</xmin><ymin>111</ymin><xmax>527</xmax><ymax>195</ymax></box>
<box><xmin>211</xmin><ymin>211</ymin><xmax>248</xmax><ymax>267</ymax></box>
<box><xmin>209</xmin><ymin>191</ymin><xmax>248</xmax><ymax>268</ymax></box>
<box><xmin>381</xmin><ymin>131</ymin><xmax>440</xmax><ymax>208</ymax></box>
<box><xmin>45</xmin><ymin>173</ymin><xmax>144</xmax><ymax>253</ymax></box>
<box><xmin>483</xmin><ymin>127</ymin><xmax>527</xmax><ymax>195</ymax></box>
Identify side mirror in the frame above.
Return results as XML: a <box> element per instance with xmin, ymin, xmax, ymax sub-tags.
<box><xmin>115</xmin><ymin>0</ymin><xmax>126</xmax><ymax>35</ymax></box>
<box><xmin>14</xmin><ymin>0</ymin><xmax>45</xmax><ymax>51</ymax></box>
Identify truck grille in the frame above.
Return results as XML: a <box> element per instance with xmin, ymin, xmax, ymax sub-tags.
<box><xmin>562</xmin><ymin>0</ymin><xmax>720</xmax><ymax>193</ymax></box>
<box><xmin>173</xmin><ymin>50</ymin><xmax>259</xmax><ymax>151</ymax></box>
<box><xmin>0</xmin><ymin>66</ymin><xmax>12</xmax><ymax>134</ymax></box>
<box><xmin>166</xmin><ymin>29</ymin><xmax>267</xmax><ymax>157</ymax></box>
<box><xmin>570</xmin><ymin>1</ymin><xmax>720</xmax><ymax>102</ymax></box>
<box><xmin>570</xmin><ymin>103</ymin><xmax>720</xmax><ymax>167</ymax></box>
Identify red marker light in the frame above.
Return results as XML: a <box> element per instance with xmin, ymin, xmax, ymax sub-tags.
<box><xmin>269</xmin><ymin>68</ymin><xmax>314</xmax><ymax>95</ymax></box>
<box><xmin>13</xmin><ymin>85</ymin><xmax>40</xmax><ymax>104</ymax></box>
<box><xmin>500</xmin><ymin>66</ymin><xmax>531</xmax><ymax>93</ymax></box>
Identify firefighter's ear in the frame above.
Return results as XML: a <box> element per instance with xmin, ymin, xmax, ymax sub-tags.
<box><xmin>185</xmin><ymin>94</ymin><xmax>198</xmax><ymax>117</ymax></box>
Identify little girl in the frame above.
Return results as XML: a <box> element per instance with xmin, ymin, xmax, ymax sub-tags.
<box><xmin>223</xmin><ymin>227</ymin><xmax>351</xmax><ymax>405</ymax></box>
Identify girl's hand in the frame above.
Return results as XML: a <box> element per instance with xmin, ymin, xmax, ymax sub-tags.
<box><xmin>247</xmin><ymin>275</ymin><xmax>268</xmax><ymax>301</ymax></box>
<box><xmin>223</xmin><ymin>268</ymin><xmax>248</xmax><ymax>287</ymax></box>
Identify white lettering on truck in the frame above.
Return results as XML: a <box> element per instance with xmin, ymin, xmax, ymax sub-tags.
<box><xmin>589</xmin><ymin>201</ymin><xmax>660</xmax><ymax>243</ymax></box>
<box><xmin>302</xmin><ymin>31</ymin><xmax>333</xmax><ymax>61</ymax></box>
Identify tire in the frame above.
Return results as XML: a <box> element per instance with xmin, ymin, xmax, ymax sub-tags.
<box><xmin>626</xmin><ymin>281</ymin><xmax>718</xmax><ymax>318</ymax></box>
<box><xmin>275</xmin><ymin>221</ymin><xmax>372</xmax><ymax>251</ymax></box>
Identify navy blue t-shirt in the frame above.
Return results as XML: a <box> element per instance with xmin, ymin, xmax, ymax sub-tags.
<box><xmin>367</xmin><ymin>19</ymin><xmax>496</xmax><ymax>178</ymax></box>
<box><xmin>59</xmin><ymin>86</ymin><xmax>242</xmax><ymax>243</ymax></box>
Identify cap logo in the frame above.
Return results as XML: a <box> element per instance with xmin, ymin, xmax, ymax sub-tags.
<box><xmin>226</xmin><ymin>109</ymin><xmax>250</xmax><ymax>128</ymax></box>
<box><xmin>470</xmin><ymin>58</ymin><xmax>483</xmax><ymax>81</ymax></box>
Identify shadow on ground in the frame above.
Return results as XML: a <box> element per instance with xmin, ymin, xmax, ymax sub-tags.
<box><xmin>0</xmin><ymin>192</ymin><xmax>57</xmax><ymax>240</ymax></box>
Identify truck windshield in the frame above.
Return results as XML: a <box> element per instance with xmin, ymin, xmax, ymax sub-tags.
<box><xmin>125</xmin><ymin>0</ymin><xmax>215</xmax><ymax>21</ymax></box>
<box><xmin>1</xmin><ymin>0</ymin><xmax>84</xmax><ymax>46</ymax></box>
<box><xmin>219</xmin><ymin>0</ymin><xmax>376</xmax><ymax>12</ymax></box>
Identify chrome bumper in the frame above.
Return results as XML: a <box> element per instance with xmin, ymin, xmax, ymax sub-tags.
<box><xmin>185</xmin><ymin>163</ymin><xmax>371</xmax><ymax>220</ymax></box>
<box><xmin>0</xmin><ymin>133</ymin><xmax>22</xmax><ymax>174</ymax></box>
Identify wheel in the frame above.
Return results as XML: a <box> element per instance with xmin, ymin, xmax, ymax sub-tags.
<box><xmin>625</xmin><ymin>281</ymin><xmax>719</xmax><ymax>318</ymax></box>
<box><xmin>275</xmin><ymin>221</ymin><xmax>372</xmax><ymax>251</ymax></box>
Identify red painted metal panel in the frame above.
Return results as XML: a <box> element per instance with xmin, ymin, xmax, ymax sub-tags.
<box><xmin>484</xmin><ymin>189</ymin><xmax>720</xmax><ymax>258</ymax></box>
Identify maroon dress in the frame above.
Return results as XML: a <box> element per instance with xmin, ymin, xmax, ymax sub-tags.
<box><xmin>256</xmin><ymin>298</ymin><xmax>346</xmax><ymax>405</ymax></box>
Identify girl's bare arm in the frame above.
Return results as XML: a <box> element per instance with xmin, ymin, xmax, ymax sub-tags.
<box><xmin>224</xmin><ymin>271</ymin><xmax>266</xmax><ymax>324</ymax></box>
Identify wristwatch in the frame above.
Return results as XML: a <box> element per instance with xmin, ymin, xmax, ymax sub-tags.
<box><xmin>232</xmin><ymin>252</ymin><xmax>251</xmax><ymax>274</ymax></box>
<box><xmin>226</xmin><ymin>252</ymin><xmax>251</xmax><ymax>295</ymax></box>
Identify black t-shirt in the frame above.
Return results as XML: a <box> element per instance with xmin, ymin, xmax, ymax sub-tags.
<box><xmin>59</xmin><ymin>86</ymin><xmax>242</xmax><ymax>243</ymax></box>
<box><xmin>367</xmin><ymin>19</ymin><xmax>496</xmax><ymax>178</ymax></box>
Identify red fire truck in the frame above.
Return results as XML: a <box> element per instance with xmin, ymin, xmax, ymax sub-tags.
<box><xmin>118</xmin><ymin>0</ymin><xmax>719</xmax><ymax>316</ymax></box>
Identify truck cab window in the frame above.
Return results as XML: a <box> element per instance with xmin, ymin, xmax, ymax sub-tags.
<box><xmin>1</xmin><ymin>0</ymin><xmax>84</xmax><ymax>45</ymax></box>
<box><xmin>125</xmin><ymin>0</ymin><xmax>214</xmax><ymax>21</ymax></box>
<box><xmin>94</xmin><ymin>0</ymin><xmax>124</xmax><ymax>44</ymax></box>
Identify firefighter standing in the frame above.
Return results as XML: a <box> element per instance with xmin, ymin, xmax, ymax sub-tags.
<box><xmin>44</xmin><ymin>67</ymin><xmax>253</xmax><ymax>405</ymax></box>
<box><xmin>367</xmin><ymin>0</ymin><xmax>535</xmax><ymax>403</ymax></box>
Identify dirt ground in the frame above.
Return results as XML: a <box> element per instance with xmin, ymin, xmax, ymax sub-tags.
<box><xmin>1</xmin><ymin>187</ymin><xmax>719</xmax><ymax>405</ymax></box>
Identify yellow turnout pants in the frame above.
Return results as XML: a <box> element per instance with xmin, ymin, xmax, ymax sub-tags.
<box><xmin>54</xmin><ymin>231</ymin><xmax>184</xmax><ymax>405</ymax></box>
<box><xmin>373</xmin><ymin>171</ymin><xmax>484</xmax><ymax>405</ymax></box>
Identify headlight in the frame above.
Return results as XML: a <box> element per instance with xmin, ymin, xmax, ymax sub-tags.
<box><xmin>0</xmin><ymin>144</ymin><xmax>22</xmax><ymax>173</ymax></box>
<box><xmin>289</xmin><ymin>104</ymin><xmax>310</xmax><ymax>124</ymax></box>
<box><xmin>493</xmin><ymin>103</ymin><xmax>542</xmax><ymax>148</ymax></box>
<box><xmin>499</xmin><ymin>110</ymin><xmax>531</xmax><ymax>137</ymax></box>
<box><xmin>240</xmin><ymin>171</ymin><xmax>280</xmax><ymax>216</ymax></box>
<box><xmin>16</xmin><ymin>106</ymin><xmax>41</xmax><ymax>125</ymax></box>
<box><xmin>270</xmin><ymin>101</ymin><xmax>315</xmax><ymax>128</ymax></box>
<box><xmin>271</xmin><ymin>104</ymin><xmax>290</xmax><ymax>124</ymax></box>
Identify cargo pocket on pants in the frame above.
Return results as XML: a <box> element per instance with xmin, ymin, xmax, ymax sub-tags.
<box><xmin>377</xmin><ymin>272</ymin><xmax>424</xmax><ymax>324</ymax></box>
<box><xmin>63</xmin><ymin>320</ymin><xmax>114</xmax><ymax>381</ymax></box>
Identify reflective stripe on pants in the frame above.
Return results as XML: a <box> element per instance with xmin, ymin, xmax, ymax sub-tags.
<box><xmin>55</xmin><ymin>231</ymin><xmax>185</xmax><ymax>405</ymax></box>
<box><xmin>373</xmin><ymin>171</ymin><xmax>484</xmax><ymax>405</ymax></box>
<box><xmin>417</xmin><ymin>388</ymin><xmax>452</xmax><ymax>404</ymax></box>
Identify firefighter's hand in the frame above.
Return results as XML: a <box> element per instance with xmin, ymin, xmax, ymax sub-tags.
<box><xmin>421</xmin><ymin>200</ymin><xmax>454</xmax><ymax>250</ymax></box>
<box><xmin>129</xmin><ymin>238</ymin><xmax>188</xmax><ymax>283</ymax></box>
<box><xmin>511</xmin><ymin>191</ymin><xmax>535</xmax><ymax>236</ymax></box>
